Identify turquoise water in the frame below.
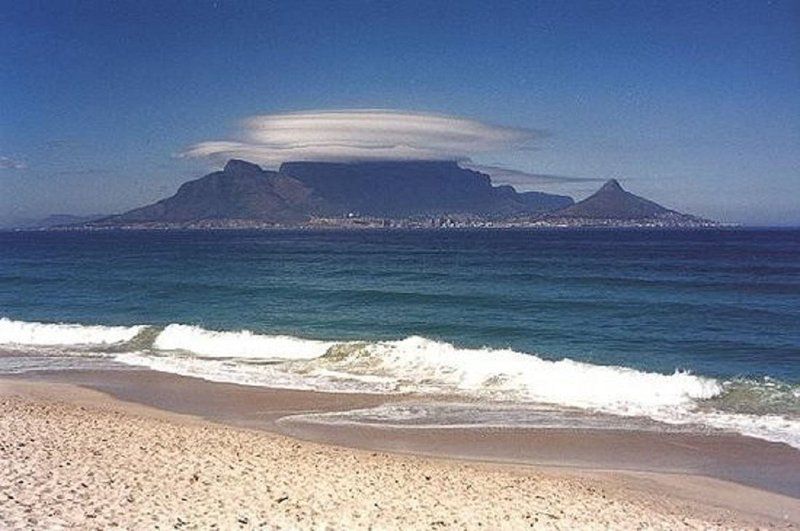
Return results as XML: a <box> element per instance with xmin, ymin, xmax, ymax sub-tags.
<box><xmin>1</xmin><ymin>228</ymin><xmax>799</xmax><ymax>446</ymax></box>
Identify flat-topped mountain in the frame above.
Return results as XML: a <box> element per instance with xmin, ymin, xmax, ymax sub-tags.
<box><xmin>76</xmin><ymin>163</ymin><xmax>719</xmax><ymax>230</ymax></box>
<box><xmin>91</xmin><ymin>160</ymin><xmax>574</xmax><ymax>227</ymax></box>
<box><xmin>280</xmin><ymin>160</ymin><xmax>573</xmax><ymax>217</ymax></box>
<box><xmin>545</xmin><ymin>179</ymin><xmax>717</xmax><ymax>226</ymax></box>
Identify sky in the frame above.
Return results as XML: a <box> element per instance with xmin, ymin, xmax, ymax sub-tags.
<box><xmin>1</xmin><ymin>0</ymin><xmax>798</xmax><ymax>225</ymax></box>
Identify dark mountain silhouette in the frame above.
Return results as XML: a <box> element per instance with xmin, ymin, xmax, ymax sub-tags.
<box><xmin>84</xmin><ymin>164</ymin><xmax>717</xmax><ymax>229</ymax></box>
<box><xmin>279</xmin><ymin>160</ymin><xmax>573</xmax><ymax>217</ymax></box>
<box><xmin>547</xmin><ymin>179</ymin><xmax>715</xmax><ymax>225</ymax></box>
<box><xmin>95</xmin><ymin>160</ymin><xmax>322</xmax><ymax>225</ymax></box>
<box><xmin>93</xmin><ymin>160</ymin><xmax>574</xmax><ymax>226</ymax></box>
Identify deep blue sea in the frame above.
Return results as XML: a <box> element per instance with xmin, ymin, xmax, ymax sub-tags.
<box><xmin>1</xmin><ymin>228</ymin><xmax>799</xmax><ymax>446</ymax></box>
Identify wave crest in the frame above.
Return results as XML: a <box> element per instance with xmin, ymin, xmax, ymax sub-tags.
<box><xmin>153</xmin><ymin>324</ymin><xmax>334</xmax><ymax>360</ymax></box>
<box><xmin>0</xmin><ymin>318</ymin><xmax>146</xmax><ymax>346</ymax></box>
<box><xmin>309</xmin><ymin>336</ymin><xmax>722</xmax><ymax>414</ymax></box>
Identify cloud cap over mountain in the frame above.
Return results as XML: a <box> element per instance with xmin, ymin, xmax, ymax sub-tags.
<box><xmin>182</xmin><ymin>110</ymin><xmax>541</xmax><ymax>167</ymax></box>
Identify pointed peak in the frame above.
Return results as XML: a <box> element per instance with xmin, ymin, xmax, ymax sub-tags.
<box><xmin>223</xmin><ymin>159</ymin><xmax>263</xmax><ymax>175</ymax></box>
<box><xmin>599</xmin><ymin>178</ymin><xmax>624</xmax><ymax>193</ymax></box>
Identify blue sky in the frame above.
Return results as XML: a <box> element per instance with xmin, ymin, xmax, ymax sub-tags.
<box><xmin>1</xmin><ymin>0</ymin><xmax>798</xmax><ymax>225</ymax></box>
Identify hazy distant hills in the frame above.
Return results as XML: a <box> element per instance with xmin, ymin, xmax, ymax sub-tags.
<box><xmin>91</xmin><ymin>159</ymin><xmax>574</xmax><ymax>227</ymax></box>
<box><xmin>5</xmin><ymin>213</ymin><xmax>106</xmax><ymax>230</ymax></box>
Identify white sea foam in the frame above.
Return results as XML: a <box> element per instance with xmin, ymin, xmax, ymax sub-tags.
<box><xmin>719</xmin><ymin>414</ymin><xmax>800</xmax><ymax>447</ymax></box>
<box><xmin>153</xmin><ymin>324</ymin><xmax>335</xmax><ymax>360</ymax></box>
<box><xmin>124</xmin><ymin>333</ymin><xmax>800</xmax><ymax>448</ymax></box>
<box><xmin>309</xmin><ymin>336</ymin><xmax>723</xmax><ymax>414</ymax></box>
<box><xmin>114</xmin><ymin>351</ymin><xmax>305</xmax><ymax>389</ymax></box>
<box><xmin>4</xmin><ymin>317</ymin><xmax>798</xmax><ymax>449</ymax></box>
<box><xmin>277</xmin><ymin>400</ymin><xmax>800</xmax><ymax>449</ymax></box>
<box><xmin>277</xmin><ymin>401</ymin><xmax>697</xmax><ymax>432</ymax></box>
<box><xmin>0</xmin><ymin>317</ymin><xmax>145</xmax><ymax>346</ymax></box>
<box><xmin>122</xmin><ymin>334</ymin><xmax>722</xmax><ymax>415</ymax></box>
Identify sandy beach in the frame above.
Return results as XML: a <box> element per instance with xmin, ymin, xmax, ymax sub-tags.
<box><xmin>2</xmin><ymin>375</ymin><xmax>799</xmax><ymax>529</ymax></box>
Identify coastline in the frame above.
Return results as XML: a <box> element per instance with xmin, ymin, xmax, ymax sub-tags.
<box><xmin>5</xmin><ymin>222</ymin><xmax>736</xmax><ymax>232</ymax></box>
<box><xmin>2</xmin><ymin>369</ymin><xmax>798</xmax><ymax>528</ymax></box>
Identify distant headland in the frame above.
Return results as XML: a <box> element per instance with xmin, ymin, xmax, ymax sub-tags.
<box><xmin>28</xmin><ymin>160</ymin><xmax>722</xmax><ymax>230</ymax></box>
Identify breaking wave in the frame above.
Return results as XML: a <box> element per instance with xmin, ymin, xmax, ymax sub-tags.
<box><xmin>0</xmin><ymin>317</ymin><xmax>145</xmax><ymax>346</ymax></box>
<box><xmin>305</xmin><ymin>337</ymin><xmax>723</xmax><ymax>415</ymax></box>
<box><xmin>2</xmin><ymin>318</ymin><xmax>799</xmax><ymax>448</ymax></box>
<box><xmin>153</xmin><ymin>324</ymin><xmax>334</xmax><ymax>360</ymax></box>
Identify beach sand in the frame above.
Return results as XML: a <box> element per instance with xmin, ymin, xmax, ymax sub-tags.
<box><xmin>2</xmin><ymin>377</ymin><xmax>799</xmax><ymax>529</ymax></box>
<box><xmin>18</xmin><ymin>369</ymin><xmax>800</xmax><ymax>497</ymax></box>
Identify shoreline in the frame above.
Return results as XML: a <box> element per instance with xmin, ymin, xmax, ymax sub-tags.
<box><xmin>5</xmin><ymin>223</ymin><xmax>738</xmax><ymax>232</ymax></box>
<box><xmin>12</xmin><ymin>368</ymin><xmax>800</xmax><ymax>497</ymax></box>
<box><xmin>5</xmin><ymin>370</ymin><xmax>800</xmax><ymax>498</ymax></box>
<box><xmin>2</xmin><ymin>376</ymin><xmax>799</xmax><ymax>528</ymax></box>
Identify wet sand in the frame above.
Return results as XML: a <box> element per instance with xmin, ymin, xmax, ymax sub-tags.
<box><xmin>12</xmin><ymin>368</ymin><xmax>800</xmax><ymax>498</ymax></box>
<box><xmin>2</xmin><ymin>369</ymin><xmax>799</xmax><ymax>528</ymax></box>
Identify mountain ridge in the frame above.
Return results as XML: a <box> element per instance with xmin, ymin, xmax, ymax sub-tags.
<box><xmin>91</xmin><ymin>159</ymin><xmax>575</xmax><ymax>227</ymax></box>
<box><xmin>94</xmin><ymin>160</ymin><xmax>321</xmax><ymax>225</ymax></box>
<box><xmin>65</xmin><ymin>162</ymin><xmax>721</xmax><ymax>230</ymax></box>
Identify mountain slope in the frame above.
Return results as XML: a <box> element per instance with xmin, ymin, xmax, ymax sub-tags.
<box><xmin>546</xmin><ymin>179</ymin><xmax>716</xmax><ymax>226</ymax></box>
<box><xmin>552</xmin><ymin>179</ymin><xmax>669</xmax><ymax>219</ymax></box>
<box><xmin>92</xmin><ymin>160</ymin><xmax>574</xmax><ymax>227</ymax></box>
<box><xmin>95</xmin><ymin>160</ymin><xmax>321</xmax><ymax>225</ymax></box>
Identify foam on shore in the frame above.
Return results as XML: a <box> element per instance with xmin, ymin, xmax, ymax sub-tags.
<box><xmin>2</xmin><ymin>317</ymin><xmax>799</xmax><ymax>449</ymax></box>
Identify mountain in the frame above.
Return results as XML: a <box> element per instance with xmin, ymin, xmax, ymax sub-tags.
<box><xmin>279</xmin><ymin>160</ymin><xmax>573</xmax><ymax>217</ymax></box>
<box><xmin>545</xmin><ymin>179</ymin><xmax>717</xmax><ymax>226</ymax></box>
<box><xmin>94</xmin><ymin>160</ymin><xmax>322</xmax><ymax>226</ymax></box>
<box><xmin>552</xmin><ymin>179</ymin><xmax>668</xmax><ymax>219</ymax></box>
<box><xmin>91</xmin><ymin>160</ymin><xmax>574</xmax><ymax>227</ymax></box>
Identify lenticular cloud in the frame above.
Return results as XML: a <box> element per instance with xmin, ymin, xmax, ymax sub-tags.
<box><xmin>181</xmin><ymin>109</ymin><xmax>540</xmax><ymax>166</ymax></box>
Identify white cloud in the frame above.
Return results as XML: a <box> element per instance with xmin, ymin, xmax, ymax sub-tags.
<box><xmin>0</xmin><ymin>156</ymin><xmax>26</xmax><ymax>170</ymax></box>
<box><xmin>181</xmin><ymin>109</ymin><xmax>541</xmax><ymax>167</ymax></box>
<box><xmin>465</xmin><ymin>164</ymin><xmax>607</xmax><ymax>188</ymax></box>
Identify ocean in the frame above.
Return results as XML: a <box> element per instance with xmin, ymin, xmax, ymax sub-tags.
<box><xmin>1</xmin><ymin>228</ymin><xmax>799</xmax><ymax>447</ymax></box>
